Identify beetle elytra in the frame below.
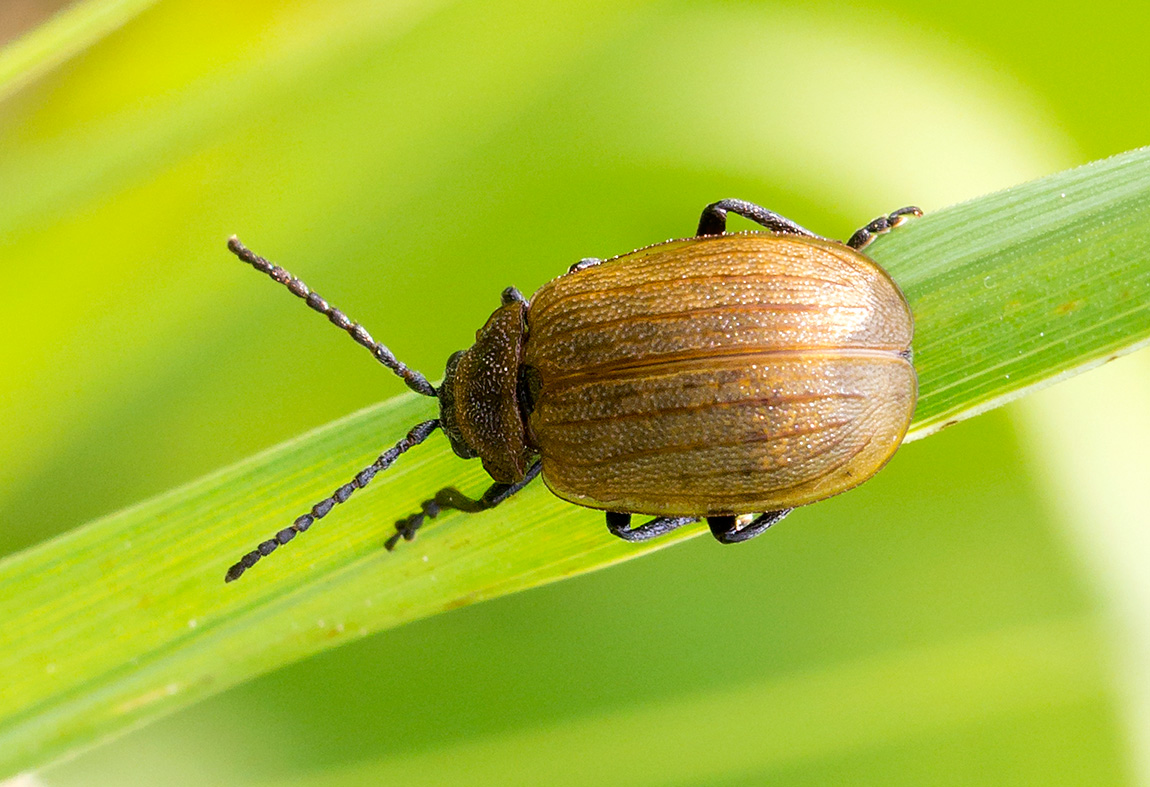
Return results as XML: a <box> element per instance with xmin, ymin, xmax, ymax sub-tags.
<box><xmin>224</xmin><ymin>199</ymin><xmax>919</xmax><ymax>582</ymax></box>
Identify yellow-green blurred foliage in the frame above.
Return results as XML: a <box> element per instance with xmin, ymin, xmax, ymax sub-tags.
<box><xmin>3</xmin><ymin>0</ymin><xmax>1149</xmax><ymax>784</ymax></box>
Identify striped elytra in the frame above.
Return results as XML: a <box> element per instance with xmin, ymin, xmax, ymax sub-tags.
<box><xmin>523</xmin><ymin>234</ymin><xmax>916</xmax><ymax>516</ymax></box>
<box><xmin>223</xmin><ymin>200</ymin><xmax>919</xmax><ymax>582</ymax></box>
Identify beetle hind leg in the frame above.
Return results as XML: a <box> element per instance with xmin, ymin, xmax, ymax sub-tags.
<box><xmin>847</xmin><ymin>206</ymin><xmax>923</xmax><ymax>250</ymax></box>
<box><xmin>708</xmin><ymin>509</ymin><xmax>792</xmax><ymax>544</ymax></box>
<box><xmin>388</xmin><ymin>461</ymin><xmax>542</xmax><ymax>550</ymax></box>
<box><xmin>606</xmin><ymin>512</ymin><xmax>697</xmax><ymax>542</ymax></box>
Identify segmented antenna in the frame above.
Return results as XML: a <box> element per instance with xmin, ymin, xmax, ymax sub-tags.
<box><xmin>225</xmin><ymin>418</ymin><xmax>441</xmax><ymax>582</ymax></box>
<box><xmin>227</xmin><ymin>237</ymin><xmax>437</xmax><ymax>397</ymax></box>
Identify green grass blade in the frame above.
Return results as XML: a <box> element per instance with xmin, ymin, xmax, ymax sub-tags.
<box><xmin>2</xmin><ymin>148</ymin><xmax>1149</xmax><ymax>777</ymax></box>
<box><xmin>884</xmin><ymin>148</ymin><xmax>1150</xmax><ymax>438</ymax></box>
<box><xmin>0</xmin><ymin>0</ymin><xmax>161</xmax><ymax>103</ymax></box>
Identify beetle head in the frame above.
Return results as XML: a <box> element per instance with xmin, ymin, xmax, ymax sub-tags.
<box><xmin>437</xmin><ymin>302</ymin><xmax>535</xmax><ymax>483</ymax></box>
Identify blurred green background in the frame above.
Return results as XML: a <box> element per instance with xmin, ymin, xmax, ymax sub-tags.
<box><xmin>3</xmin><ymin>0</ymin><xmax>1149</xmax><ymax>784</ymax></box>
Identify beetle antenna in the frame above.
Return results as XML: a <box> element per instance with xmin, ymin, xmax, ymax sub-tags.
<box><xmin>227</xmin><ymin>237</ymin><xmax>438</xmax><ymax>398</ymax></box>
<box><xmin>225</xmin><ymin>418</ymin><xmax>441</xmax><ymax>583</ymax></box>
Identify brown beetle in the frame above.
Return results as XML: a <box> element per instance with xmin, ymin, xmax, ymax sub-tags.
<box><xmin>225</xmin><ymin>199</ymin><xmax>919</xmax><ymax>582</ymax></box>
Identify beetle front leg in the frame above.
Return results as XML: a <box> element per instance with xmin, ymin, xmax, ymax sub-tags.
<box><xmin>707</xmin><ymin>509</ymin><xmax>792</xmax><ymax>544</ymax></box>
<box><xmin>605</xmin><ymin>512</ymin><xmax>697</xmax><ymax>542</ymax></box>
<box><xmin>568</xmin><ymin>257</ymin><xmax>603</xmax><ymax>274</ymax></box>
<box><xmin>501</xmin><ymin>286</ymin><xmax>527</xmax><ymax>305</ymax></box>
<box><xmin>388</xmin><ymin>461</ymin><xmax>542</xmax><ymax>549</ymax></box>
<box><xmin>697</xmin><ymin>199</ymin><xmax>821</xmax><ymax>238</ymax></box>
<box><xmin>847</xmin><ymin>206</ymin><xmax>922</xmax><ymax>250</ymax></box>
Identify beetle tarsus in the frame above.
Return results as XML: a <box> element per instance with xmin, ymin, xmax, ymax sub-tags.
<box><xmin>697</xmin><ymin>199</ymin><xmax>821</xmax><ymax>238</ymax></box>
<box><xmin>846</xmin><ymin>206</ymin><xmax>923</xmax><ymax>251</ymax></box>
<box><xmin>708</xmin><ymin>509</ymin><xmax>792</xmax><ymax>544</ymax></box>
<box><xmin>387</xmin><ymin>461</ymin><xmax>543</xmax><ymax>550</ymax></box>
<box><xmin>606</xmin><ymin>512</ymin><xmax>698</xmax><ymax>542</ymax></box>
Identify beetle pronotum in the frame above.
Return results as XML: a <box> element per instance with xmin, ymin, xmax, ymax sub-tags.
<box><xmin>224</xmin><ymin>199</ymin><xmax>919</xmax><ymax>582</ymax></box>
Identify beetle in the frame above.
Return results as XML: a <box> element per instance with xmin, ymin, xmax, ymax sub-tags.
<box><xmin>224</xmin><ymin>199</ymin><xmax>919</xmax><ymax>582</ymax></box>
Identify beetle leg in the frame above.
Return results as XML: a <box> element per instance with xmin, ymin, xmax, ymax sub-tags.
<box><xmin>708</xmin><ymin>509</ymin><xmax>792</xmax><ymax>544</ymax></box>
<box><xmin>697</xmin><ymin>199</ymin><xmax>822</xmax><ymax>239</ymax></box>
<box><xmin>605</xmin><ymin>512</ymin><xmax>697</xmax><ymax>542</ymax></box>
<box><xmin>847</xmin><ymin>206</ymin><xmax>923</xmax><ymax>251</ymax></box>
<box><xmin>501</xmin><ymin>286</ymin><xmax>527</xmax><ymax>305</ymax></box>
<box><xmin>387</xmin><ymin>460</ymin><xmax>543</xmax><ymax>550</ymax></box>
<box><xmin>568</xmin><ymin>257</ymin><xmax>603</xmax><ymax>274</ymax></box>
